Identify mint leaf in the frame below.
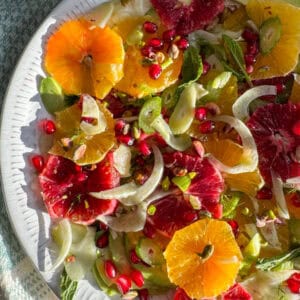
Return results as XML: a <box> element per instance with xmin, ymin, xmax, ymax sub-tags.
<box><xmin>173</xmin><ymin>46</ymin><xmax>203</xmax><ymax>103</ymax></box>
<box><xmin>181</xmin><ymin>46</ymin><xmax>203</xmax><ymax>84</ymax></box>
<box><xmin>60</xmin><ymin>268</ymin><xmax>78</xmax><ymax>300</ymax></box>
<box><xmin>256</xmin><ymin>247</ymin><xmax>300</xmax><ymax>271</ymax></box>
<box><xmin>222</xmin><ymin>34</ymin><xmax>252</xmax><ymax>85</ymax></box>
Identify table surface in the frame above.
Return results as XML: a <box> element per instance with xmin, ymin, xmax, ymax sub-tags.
<box><xmin>0</xmin><ymin>1</ymin><xmax>60</xmax><ymax>299</ymax></box>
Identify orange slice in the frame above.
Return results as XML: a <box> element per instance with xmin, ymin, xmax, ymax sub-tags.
<box><xmin>49</xmin><ymin>101</ymin><xmax>115</xmax><ymax>166</ymax></box>
<box><xmin>115</xmin><ymin>45</ymin><xmax>183</xmax><ymax>98</ymax></box>
<box><xmin>204</xmin><ymin>138</ymin><xmax>263</xmax><ymax>196</ymax></box>
<box><xmin>246</xmin><ymin>0</ymin><xmax>300</xmax><ymax>80</ymax></box>
<box><xmin>164</xmin><ymin>219</ymin><xmax>242</xmax><ymax>298</ymax></box>
<box><xmin>44</xmin><ymin>20</ymin><xmax>125</xmax><ymax>99</ymax></box>
<box><xmin>289</xmin><ymin>74</ymin><xmax>300</xmax><ymax>103</ymax></box>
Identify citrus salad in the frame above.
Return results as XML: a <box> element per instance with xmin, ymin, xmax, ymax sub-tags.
<box><xmin>32</xmin><ymin>0</ymin><xmax>300</xmax><ymax>299</ymax></box>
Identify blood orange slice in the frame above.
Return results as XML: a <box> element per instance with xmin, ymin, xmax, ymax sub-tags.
<box><xmin>247</xmin><ymin>103</ymin><xmax>300</xmax><ymax>184</ymax></box>
<box><xmin>39</xmin><ymin>153</ymin><xmax>120</xmax><ymax>225</ymax></box>
<box><xmin>222</xmin><ymin>283</ymin><xmax>252</xmax><ymax>300</ymax></box>
<box><xmin>150</xmin><ymin>0</ymin><xmax>225</xmax><ymax>35</ymax></box>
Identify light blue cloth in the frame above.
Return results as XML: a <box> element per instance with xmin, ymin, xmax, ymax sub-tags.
<box><xmin>0</xmin><ymin>1</ymin><xmax>60</xmax><ymax>299</ymax></box>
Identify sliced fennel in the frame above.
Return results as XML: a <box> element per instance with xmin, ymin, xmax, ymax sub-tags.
<box><xmin>51</xmin><ymin>221</ymin><xmax>97</xmax><ymax>281</ymax></box>
<box><xmin>80</xmin><ymin>95</ymin><xmax>107</xmax><ymax>136</ymax></box>
<box><xmin>49</xmin><ymin>219</ymin><xmax>72</xmax><ymax>271</ymax></box>
<box><xmin>241</xmin><ymin>270</ymin><xmax>299</xmax><ymax>300</ymax></box>
<box><xmin>169</xmin><ymin>83</ymin><xmax>208</xmax><ymax>134</ymax></box>
<box><xmin>84</xmin><ymin>1</ymin><xmax>114</xmax><ymax>28</ymax></box>
<box><xmin>113</xmin><ymin>144</ymin><xmax>132</xmax><ymax>177</ymax></box>
<box><xmin>98</xmin><ymin>202</ymin><xmax>148</xmax><ymax>232</ymax></box>
<box><xmin>90</xmin><ymin>182</ymin><xmax>138</xmax><ymax>200</ymax></box>
<box><xmin>271</xmin><ymin>171</ymin><xmax>290</xmax><ymax>220</ymax></box>
<box><xmin>232</xmin><ymin>85</ymin><xmax>277</xmax><ymax>120</ymax></box>
<box><xmin>121</xmin><ymin>145</ymin><xmax>164</xmax><ymax>206</ymax></box>
<box><xmin>209</xmin><ymin>115</ymin><xmax>258</xmax><ymax>174</ymax></box>
<box><xmin>151</xmin><ymin>115</ymin><xmax>192</xmax><ymax>151</ymax></box>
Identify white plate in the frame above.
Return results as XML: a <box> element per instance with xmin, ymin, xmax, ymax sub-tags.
<box><xmin>0</xmin><ymin>0</ymin><xmax>122</xmax><ymax>299</ymax></box>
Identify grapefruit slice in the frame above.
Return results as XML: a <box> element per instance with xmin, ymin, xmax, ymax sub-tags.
<box><xmin>163</xmin><ymin>152</ymin><xmax>224</xmax><ymax>206</ymax></box>
<box><xmin>39</xmin><ymin>153</ymin><xmax>120</xmax><ymax>225</ymax></box>
<box><xmin>247</xmin><ymin>103</ymin><xmax>300</xmax><ymax>184</ymax></box>
<box><xmin>150</xmin><ymin>0</ymin><xmax>225</xmax><ymax>35</ymax></box>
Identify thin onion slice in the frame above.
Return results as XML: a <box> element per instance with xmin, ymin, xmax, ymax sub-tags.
<box><xmin>121</xmin><ymin>145</ymin><xmax>164</xmax><ymax>206</ymax></box>
<box><xmin>85</xmin><ymin>2</ymin><xmax>114</xmax><ymax>28</ymax></box>
<box><xmin>232</xmin><ymin>85</ymin><xmax>277</xmax><ymax>120</ymax></box>
<box><xmin>80</xmin><ymin>94</ymin><xmax>107</xmax><ymax>135</ymax></box>
<box><xmin>48</xmin><ymin>219</ymin><xmax>72</xmax><ymax>271</ymax></box>
<box><xmin>113</xmin><ymin>144</ymin><xmax>132</xmax><ymax>177</ymax></box>
<box><xmin>90</xmin><ymin>182</ymin><xmax>138</xmax><ymax>200</ymax></box>
<box><xmin>151</xmin><ymin>115</ymin><xmax>192</xmax><ymax>151</ymax></box>
<box><xmin>271</xmin><ymin>171</ymin><xmax>290</xmax><ymax>219</ymax></box>
<box><xmin>209</xmin><ymin>115</ymin><xmax>258</xmax><ymax>174</ymax></box>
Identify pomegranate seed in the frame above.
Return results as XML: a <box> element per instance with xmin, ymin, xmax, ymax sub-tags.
<box><xmin>183</xmin><ymin>211</ymin><xmax>198</xmax><ymax>223</ymax></box>
<box><xmin>246</xmin><ymin>64</ymin><xmax>254</xmax><ymax>74</ymax></box>
<box><xmin>177</xmin><ymin>38</ymin><xmax>189</xmax><ymax>50</ymax></box>
<box><xmin>174</xmin><ymin>287</ymin><xmax>191</xmax><ymax>300</ymax></box>
<box><xmin>149</xmin><ymin>64</ymin><xmax>162</xmax><ymax>80</ymax></box>
<box><xmin>31</xmin><ymin>155</ymin><xmax>44</xmax><ymax>172</ymax></box>
<box><xmin>227</xmin><ymin>220</ymin><xmax>239</xmax><ymax>237</ymax></box>
<box><xmin>75</xmin><ymin>165</ymin><xmax>82</xmax><ymax>172</ymax></box>
<box><xmin>137</xmin><ymin>140</ymin><xmax>151</xmax><ymax>156</ymax></box>
<box><xmin>211</xmin><ymin>203</ymin><xmax>223</xmax><ymax>219</ymax></box>
<box><xmin>143</xmin><ymin>222</ymin><xmax>156</xmax><ymax>239</ymax></box>
<box><xmin>143</xmin><ymin>21</ymin><xmax>158</xmax><ymax>34</ymax></box>
<box><xmin>138</xmin><ymin>289</ymin><xmax>149</xmax><ymax>300</ymax></box>
<box><xmin>199</xmin><ymin>120</ymin><xmax>215</xmax><ymax>134</ymax></box>
<box><xmin>43</xmin><ymin>120</ymin><xmax>56</xmax><ymax>134</ymax></box>
<box><xmin>77</xmin><ymin>172</ymin><xmax>88</xmax><ymax>182</ymax></box>
<box><xmin>292</xmin><ymin>121</ymin><xmax>300</xmax><ymax>136</ymax></box>
<box><xmin>195</xmin><ymin>107</ymin><xmax>207</xmax><ymax>121</ymax></box>
<box><xmin>287</xmin><ymin>273</ymin><xmax>300</xmax><ymax>294</ymax></box>
<box><xmin>291</xmin><ymin>193</ymin><xmax>300</xmax><ymax>207</ymax></box>
<box><xmin>205</xmin><ymin>102</ymin><xmax>220</xmax><ymax>116</ymax></box>
<box><xmin>130</xmin><ymin>269</ymin><xmax>144</xmax><ymax>287</ymax></box>
<box><xmin>276</xmin><ymin>83</ymin><xmax>285</xmax><ymax>93</ymax></box>
<box><xmin>115</xmin><ymin>119</ymin><xmax>126</xmax><ymax>133</ymax></box>
<box><xmin>116</xmin><ymin>274</ymin><xmax>132</xmax><ymax>294</ymax></box>
<box><xmin>104</xmin><ymin>260</ymin><xmax>117</xmax><ymax>279</ymax></box>
<box><xmin>117</xmin><ymin>134</ymin><xmax>135</xmax><ymax>146</ymax></box>
<box><xmin>244</xmin><ymin>54</ymin><xmax>256</xmax><ymax>65</ymax></box>
<box><xmin>148</xmin><ymin>38</ymin><xmax>164</xmax><ymax>50</ymax></box>
<box><xmin>81</xmin><ymin>116</ymin><xmax>94</xmax><ymax>124</ymax></box>
<box><xmin>162</xmin><ymin>29</ymin><xmax>176</xmax><ymax>42</ymax></box>
<box><xmin>96</xmin><ymin>232</ymin><xmax>109</xmax><ymax>248</ymax></box>
<box><xmin>97</xmin><ymin>221</ymin><xmax>108</xmax><ymax>231</ymax></box>
<box><xmin>247</xmin><ymin>41</ymin><xmax>259</xmax><ymax>55</ymax></box>
<box><xmin>130</xmin><ymin>249</ymin><xmax>141</xmax><ymax>264</ymax></box>
<box><xmin>141</xmin><ymin>45</ymin><xmax>155</xmax><ymax>58</ymax></box>
<box><xmin>242</xmin><ymin>28</ymin><xmax>258</xmax><ymax>42</ymax></box>
<box><xmin>256</xmin><ymin>186</ymin><xmax>273</xmax><ymax>200</ymax></box>
<box><xmin>202</xmin><ymin>60</ymin><xmax>211</xmax><ymax>75</ymax></box>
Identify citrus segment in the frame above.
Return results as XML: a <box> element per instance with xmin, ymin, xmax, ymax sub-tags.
<box><xmin>164</xmin><ymin>219</ymin><xmax>242</xmax><ymax>298</ymax></box>
<box><xmin>44</xmin><ymin>20</ymin><xmax>124</xmax><ymax>99</ymax></box>
<box><xmin>115</xmin><ymin>46</ymin><xmax>183</xmax><ymax>98</ymax></box>
<box><xmin>290</xmin><ymin>74</ymin><xmax>300</xmax><ymax>103</ymax></box>
<box><xmin>246</xmin><ymin>0</ymin><xmax>300</xmax><ymax>80</ymax></box>
<box><xmin>49</xmin><ymin>100</ymin><xmax>115</xmax><ymax>166</ymax></box>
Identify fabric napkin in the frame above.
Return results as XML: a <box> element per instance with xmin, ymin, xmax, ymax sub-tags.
<box><xmin>0</xmin><ymin>1</ymin><xmax>60</xmax><ymax>299</ymax></box>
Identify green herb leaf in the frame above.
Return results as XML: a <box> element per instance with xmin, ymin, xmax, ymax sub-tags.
<box><xmin>60</xmin><ymin>268</ymin><xmax>78</xmax><ymax>300</ymax></box>
<box><xmin>222</xmin><ymin>34</ymin><xmax>252</xmax><ymax>85</ymax></box>
<box><xmin>174</xmin><ymin>46</ymin><xmax>203</xmax><ymax>102</ymax></box>
<box><xmin>256</xmin><ymin>247</ymin><xmax>300</xmax><ymax>271</ymax></box>
<box><xmin>39</xmin><ymin>77</ymin><xmax>79</xmax><ymax>114</ymax></box>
